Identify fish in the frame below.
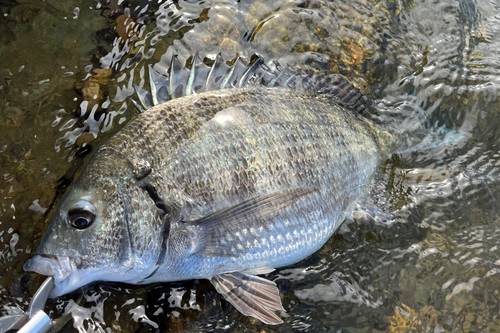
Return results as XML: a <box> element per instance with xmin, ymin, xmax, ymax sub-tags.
<box><xmin>23</xmin><ymin>54</ymin><xmax>393</xmax><ymax>325</ymax></box>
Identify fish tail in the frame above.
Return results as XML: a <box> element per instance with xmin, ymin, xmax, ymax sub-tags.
<box><xmin>132</xmin><ymin>54</ymin><xmax>372</xmax><ymax>115</ymax></box>
<box><xmin>396</xmin><ymin>125</ymin><xmax>470</xmax><ymax>154</ymax></box>
<box><xmin>381</xmin><ymin>99</ymin><xmax>470</xmax><ymax>154</ymax></box>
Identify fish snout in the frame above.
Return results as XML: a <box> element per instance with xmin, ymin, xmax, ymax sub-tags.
<box><xmin>23</xmin><ymin>255</ymin><xmax>56</xmax><ymax>277</ymax></box>
<box><xmin>24</xmin><ymin>255</ymin><xmax>84</xmax><ymax>297</ymax></box>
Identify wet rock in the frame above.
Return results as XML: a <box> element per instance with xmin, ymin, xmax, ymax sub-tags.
<box><xmin>75</xmin><ymin>68</ymin><xmax>112</xmax><ymax>110</ymax></box>
<box><xmin>76</xmin><ymin>132</ymin><xmax>95</xmax><ymax>148</ymax></box>
<box><xmin>116</xmin><ymin>15</ymin><xmax>137</xmax><ymax>42</ymax></box>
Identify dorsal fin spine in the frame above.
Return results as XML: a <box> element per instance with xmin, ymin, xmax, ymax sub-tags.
<box><xmin>186</xmin><ymin>53</ymin><xmax>202</xmax><ymax>95</ymax></box>
<box><xmin>133</xmin><ymin>83</ymin><xmax>150</xmax><ymax>110</ymax></box>
<box><xmin>220</xmin><ymin>66</ymin><xmax>236</xmax><ymax>89</ymax></box>
<box><xmin>238</xmin><ymin>58</ymin><xmax>262</xmax><ymax>88</ymax></box>
<box><xmin>284</xmin><ymin>71</ymin><xmax>300</xmax><ymax>87</ymax></box>
<box><xmin>131</xmin><ymin>98</ymin><xmax>145</xmax><ymax>113</ymax></box>
<box><xmin>148</xmin><ymin>65</ymin><xmax>159</xmax><ymax>105</ymax></box>
<box><xmin>267</xmin><ymin>70</ymin><xmax>285</xmax><ymax>87</ymax></box>
<box><xmin>186</xmin><ymin>66</ymin><xmax>195</xmax><ymax>96</ymax></box>
<box><xmin>169</xmin><ymin>56</ymin><xmax>177</xmax><ymax>98</ymax></box>
<box><xmin>205</xmin><ymin>53</ymin><xmax>225</xmax><ymax>91</ymax></box>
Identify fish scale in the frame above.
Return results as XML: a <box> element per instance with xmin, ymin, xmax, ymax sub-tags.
<box><xmin>24</xmin><ymin>57</ymin><xmax>393</xmax><ymax>325</ymax></box>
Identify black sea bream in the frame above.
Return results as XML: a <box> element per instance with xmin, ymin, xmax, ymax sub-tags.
<box><xmin>24</xmin><ymin>56</ymin><xmax>392</xmax><ymax>324</ymax></box>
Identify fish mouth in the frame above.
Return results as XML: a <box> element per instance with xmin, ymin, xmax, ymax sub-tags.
<box><xmin>23</xmin><ymin>255</ymin><xmax>85</xmax><ymax>297</ymax></box>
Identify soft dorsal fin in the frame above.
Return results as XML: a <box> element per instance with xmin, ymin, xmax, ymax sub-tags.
<box><xmin>132</xmin><ymin>54</ymin><xmax>371</xmax><ymax>115</ymax></box>
<box><xmin>211</xmin><ymin>271</ymin><xmax>285</xmax><ymax>325</ymax></box>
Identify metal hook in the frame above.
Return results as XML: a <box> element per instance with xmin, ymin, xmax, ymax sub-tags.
<box><xmin>0</xmin><ymin>277</ymin><xmax>54</xmax><ymax>333</ymax></box>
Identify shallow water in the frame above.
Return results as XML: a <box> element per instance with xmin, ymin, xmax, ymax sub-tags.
<box><xmin>1</xmin><ymin>0</ymin><xmax>500</xmax><ymax>331</ymax></box>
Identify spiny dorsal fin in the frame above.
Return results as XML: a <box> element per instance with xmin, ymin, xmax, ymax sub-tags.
<box><xmin>131</xmin><ymin>54</ymin><xmax>370</xmax><ymax>115</ymax></box>
<box><xmin>312</xmin><ymin>73</ymin><xmax>369</xmax><ymax>114</ymax></box>
<box><xmin>211</xmin><ymin>271</ymin><xmax>285</xmax><ymax>325</ymax></box>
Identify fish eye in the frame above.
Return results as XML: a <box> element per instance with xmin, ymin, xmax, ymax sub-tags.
<box><xmin>71</xmin><ymin>216</ymin><xmax>92</xmax><ymax>229</ymax></box>
<box><xmin>68</xmin><ymin>201</ymin><xmax>96</xmax><ymax>229</ymax></box>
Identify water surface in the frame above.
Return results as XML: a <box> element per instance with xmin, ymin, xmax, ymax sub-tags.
<box><xmin>1</xmin><ymin>0</ymin><xmax>500</xmax><ymax>331</ymax></box>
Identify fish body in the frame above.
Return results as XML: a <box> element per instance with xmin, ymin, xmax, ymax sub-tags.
<box><xmin>142</xmin><ymin>88</ymin><xmax>382</xmax><ymax>282</ymax></box>
<box><xmin>24</xmin><ymin>58</ymin><xmax>391</xmax><ymax>324</ymax></box>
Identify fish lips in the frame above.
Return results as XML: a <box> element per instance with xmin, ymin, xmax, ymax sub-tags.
<box><xmin>23</xmin><ymin>255</ymin><xmax>84</xmax><ymax>297</ymax></box>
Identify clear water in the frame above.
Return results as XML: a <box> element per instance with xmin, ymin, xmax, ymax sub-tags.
<box><xmin>1</xmin><ymin>0</ymin><xmax>500</xmax><ymax>331</ymax></box>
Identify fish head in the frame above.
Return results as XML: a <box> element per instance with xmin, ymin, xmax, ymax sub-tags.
<box><xmin>24</xmin><ymin>148</ymin><xmax>163</xmax><ymax>297</ymax></box>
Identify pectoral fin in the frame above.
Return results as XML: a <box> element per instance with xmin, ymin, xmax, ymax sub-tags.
<box><xmin>185</xmin><ymin>188</ymin><xmax>318</xmax><ymax>257</ymax></box>
<box><xmin>211</xmin><ymin>271</ymin><xmax>285</xmax><ymax>325</ymax></box>
<box><xmin>190</xmin><ymin>188</ymin><xmax>317</xmax><ymax>227</ymax></box>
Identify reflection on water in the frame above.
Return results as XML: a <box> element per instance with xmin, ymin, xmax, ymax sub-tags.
<box><xmin>1</xmin><ymin>0</ymin><xmax>500</xmax><ymax>331</ymax></box>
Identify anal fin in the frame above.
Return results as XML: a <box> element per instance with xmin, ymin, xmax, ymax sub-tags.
<box><xmin>211</xmin><ymin>272</ymin><xmax>285</xmax><ymax>325</ymax></box>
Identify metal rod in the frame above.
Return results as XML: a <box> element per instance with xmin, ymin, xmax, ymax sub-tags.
<box><xmin>28</xmin><ymin>278</ymin><xmax>54</xmax><ymax>318</ymax></box>
<box><xmin>17</xmin><ymin>311</ymin><xmax>52</xmax><ymax>333</ymax></box>
<box><xmin>0</xmin><ymin>313</ymin><xmax>28</xmax><ymax>332</ymax></box>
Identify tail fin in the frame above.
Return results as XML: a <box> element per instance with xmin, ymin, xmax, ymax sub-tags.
<box><xmin>132</xmin><ymin>53</ymin><xmax>371</xmax><ymax>114</ymax></box>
